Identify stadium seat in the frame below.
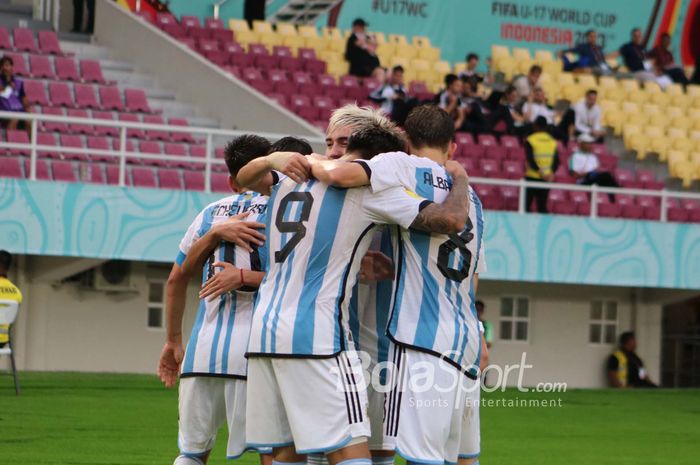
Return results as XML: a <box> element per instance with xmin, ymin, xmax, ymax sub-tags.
<box><xmin>131</xmin><ymin>167</ymin><xmax>157</xmax><ymax>188</ymax></box>
<box><xmin>29</xmin><ymin>55</ymin><xmax>54</xmax><ymax>79</ymax></box>
<box><xmin>211</xmin><ymin>172</ymin><xmax>230</xmax><ymax>192</ymax></box>
<box><xmin>124</xmin><ymin>89</ymin><xmax>154</xmax><ymax>113</ymax></box>
<box><xmin>40</xmin><ymin>106</ymin><xmax>68</xmax><ymax>133</ymax></box>
<box><xmin>0</xmin><ymin>27</ymin><xmax>12</xmax><ymax>50</ymax></box>
<box><xmin>37</xmin><ymin>132</ymin><xmax>59</xmax><ymax>159</ymax></box>
<box><xmin>83</xmin><ymin>163</ymin><xmax>106</xmax><ymax>184</ymax></box>
<box><xmin>38</xmin><ymin>31</ymin><xmax>62</xmax><ymax>55</ymax></box>
<box><xmin>48</xmin><ymin>82</ymin><xmax>74</xmax><ymax>107</ymax></box>
<box><xmin>168</xmin><ymin>118</ymin><xmax>196</xmax><ymax>143</ymax></box>
<box><xmin>99</xmin><ymin>86</ymin><xmax>125</xmax><ymax>111</ymax></box>
<box><xmin>183</xmin><ymin>170</ymin><xmax>205</xmax><ymax>191</ymax></box>
<box><xmin>158</xmin><ymin>169</ymin><xmax>182</xmax><ymax>189</ymax></box>
<box><xmin>0</xmin><ymin>157</ymin><xmax>23</xmax><ymax>178</ymax></box>
<box><xmin>143</xmin><ymin>115</ymin><xmax>169</xmax><ymax>141</ymax></box>
<box><xmin>27</xmin><ymin>158</ymin><xmax>51</xmax><ymax>180</ymax></box>
<box><xmin>52</xmin><ymin>160</ymin><xmax>78</xmax><ymax>182</ymax></box>
<box><xmin>13</xmin><ymin>28</ymin><xmax>38</xmax><ymax>52</ymax></box>
<box><xmin>86</xmin><ymin>136</ymin><xmax>113</xmax><ymax>162</ymax></box>
<box><xmin>119</xmin><ymin>112</ymin><xmax>143</xmax><ymax>140</ymax></box>
<box><xmin>24</xmin><ymin>79</ymin><xmax>49</xmax><ymax>106</ymax></box>
<box><xmin>66</xmin><ymin>108</ymin><xmax>94</xmax><ymax>135</ymax></box>
<box><xmin>6</xmin><ymin>129</ymin><xmax>30</xmax><ymax>156</ymax></box>
<box><xmin>93</xmin><ymin>111</ymin><xmax>119</xmax><ymax>137</ymax></box>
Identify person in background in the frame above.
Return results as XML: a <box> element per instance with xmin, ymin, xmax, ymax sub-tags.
<box><xmin>438</xmin><ymin>73</ymin><xmax>464</xmax><ymax>128</ymax></box>
<box><xmin>268</xmin><ymin>136</ymin><xmax>313</xmax><ymax>155</ymax></box>
<box><xmin>243</xmin><ymin>0</ymin><xmax>266</xmax><ymax>28</ymax></box>
<box><xmin>607</xmin><ymin>331</ymin><xmax>657</xmax><ymax>388</ymax></box>
<box><xmin>475</xmin><ymin>300</ymin><xmax>493</xmax><ymax>349</ymax></box>
<box><xmin>513</xmin><ymin>64</ymin><xmax>542</xmax><ymax>100</ymax></box>
<box><xmin>369</xmin><ymin>65</ymin><xmax>414</xmax><ymax>123</ymax></box>
<box><xmin>458</xmin><ymin>53</ymin><xmax>484</xmax><ymax>83</ymax></box>
<box><xmin>345</xmin><ymin>18</ymin><xmax>380</xmax><ymax>78</ymax></box>
<box><xmin>457</xmin><ymin>75</ymin><xmax>488</xmax><ymax>134</ymax></box>
<box><xmin>487</xmin><ymin>85</ymin><xmax>525</xmax><ymax>136</ymax></box>
<box><xmin>569</xmin><ymin>133</ymin><xmax>619</xmax><ymax>201</ymax></box>
<box><xmin>573</xmin><ymin>89</ymin><xmax>606</xmax><ymax>142</ymax></box>
<box><xmin>524</xmin><ymin>116</ymin><xmax>559</xmax><ymax>213</ymax></box>
<box><xmin>72</xmin><ymin>0</ymin><xmax>95</xmax><ymax>34</ymax></box>
<box><xmin>559</xmin><ymin>30</ymin><xmax>611</xmax><ymax>74</ymax></box>
<box><xmin>0</xmin><ymin>55</ymin><xmax>31</xmax><ymax>134</ymax></box>
<box><xmin>649</xmin><ymin>33</ymin><xmax>688</xmax><ymax>84</ymax></box>
<box><xmin>617</xmin><ymin>28</ymin><xmax>655</xmax><ymax>82</ymax></box>
<box><xmin>0</xmin><ymin>250</ymin><xmax>22</xmax><ymax>349</ymax></box>
<box><xmin>521</xmin><ymin>87</ymin><xmax>554</xmax><ymax>125</ymax></box>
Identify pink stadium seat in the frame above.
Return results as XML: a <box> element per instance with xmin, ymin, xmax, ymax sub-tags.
<box><xmin>124</xmin><ymin>88</ymin><xmax>153</xmax><ymax>113</ymax></box>
<box><xmin>138</xmin><ymin>140</ymin><xmax>166</xmax><ymax>166</ymax></box>
<box><xmin>269</xmin><ymin>93</ymin><xmax>289</xmax><ymax>107</ymax></box>
<box><xmin>40</xmin><ymin>106</ymin><xmax>68</xmax><ymax>133</ymax></box>
<box><xmin>189</xmin><ymin>145</ymin><xmax>206</xmax><ymax>158</ymax></box>
<box><xmin>87</xmin><ymin>136</ymin><xmax>113</xmax><ymax>162</ymax></box>
<box><xmin>111</xmin><ymin>137</ymin><xmax>135</xmax><ymax>154</ymax></box>
<box><xmin>0</xmin><ymin>27</ymin><xmax>12</xmax><ymax>51</ymax></box>
<box><xmin>106</xmin><ymin>165</ymin><xmax>126</xmax><ymax>185</ymax></box>
<box><xmin>118</xmin><ymin>112</ymin><xmax>144</xmax><ymax>139</ymax></box>
<box><xmin>455</xmin><ymin>132</ymin><xmax>474</xmax><ymax>146</ymax></box>
<box><xmin>131</xmin><ymin>167</ymin><xmax>157</xmax><ymax>188</ymax></box>
<box><xmin>38</xmin><ymin>31</ymin><xmax>62</xmax><ymax>55</ymax></box>
<box><xmin>500</xmin><ymin>135</ymin><xmax>520</xmax><ymax>149</ymax></box>
<box><xmin>211</xmin><ymin>172</ymin><xmax>230</xmax><ymax>192</ymax></box>
<box><xmin>5</xmin><ymin>53</ymin><xmax>28</xmax><ymax>76</ymax></box>
<box><xmin>500</xmin><ymin>186</ymin><xmax>520</xmax><ymax>211</ymax></box>
<box><xmin>6</xmin><ymin>129</ymin><xmax>30</xmax><ymax>156</ymax></box>
<box><xmin>474</xmin><ymin>184</ymin><xmax>503</xmax><ymax>210</ymax></box>
<box><xmin>484</xmin><ymin>145</ymin><xmax>507</xmax><ymax>160</ymax></box>
<box><xmin>502</xmin><ymin>160</ymin><xmax>524</xmax><ymax>179</ymax></box>
<box><xmin>164</xmin><ymin>142</ymin><xmax>187</xmax><ymax>167</ymax></box>
<box><xmin>55</xmin><ymin>57</ymin><xmax>80</xmax><ymax>81</ymax></box>
<box><xmin>462</xmin><ymin>144</ymin><xmax>486</xmax><ymax>159</ymax></box>
<box><xmin>477</xmin><ymin>134</ymin><xmax>498</xmax><ymax>147</ymax></box>
<box><xmin>479</xmin><ymin>159</ymin><xmax>502</xmax><ymax>178</ymax></box>
<box><xmin>197</xmin><ymin>38</ymin><xmax>219</xmax><ymax>54</ymax></box>
<box><xmin>60</xmin><ymin>133</ymin><xmax>87</xmax><ymax>161</ymax></box>
<box><xmin>143</xmin><ymin>114</ymin><xmax>169</xmax><ymax>141</ymax></box>
<box><xmin>155</xmin><ymin>12</ymin><xmax>178</xmax><ymax>29</ymax></box>
<box><xmin>548</xmin><ymin>190</ymin><xmax>576</xmax><ymax>215</ymax></box>
<box><xmin>99</xmin><ymin>86</ymin><xmax>124</xmax><ymax>111</ymax></box>
<box><xmin>75</xmin><ymin>83</ymin><xmax>101</xmax><ymax>109</ymax></box>
<box><xmin>0</xmin><ymin>157</ymin><xmax>24</xmax><ymax>178</ymax></box>
<box><xmin>570</xmin><ymin>191</ymin><xmax>591</xmax><ymax>216</ymax></box>
<box><xmin>638</xmin><ymin>196</ymin><xmax>661</xmax><ymax>220</ymax></box>
<box><xmin>66</xmin><ymin>108</ymin><xmax>93</xmax><ymax>135</ymax></box>
<box><xmin>12</xmin><ymin>28</ymin><xmax>38</xmax><ymax>53</ymax></box>
<box><xmin>183</xmin><ymin>170</ymin><xmax>205</xmax><ymax>191</ymax></box>
<box><xmin>204</xmin><ymin>17</ymin><xmax>224</xmax><ymax>29</ymax></box>
<box><xmin>188</xmin><ymin>26</ymin><xmax>211</xmax><ymax>41</ymax></box>
<box><xmin>636</xmin><ymin>170</ymin><xmax>664</xmax><ymax>190</ymax></box>
<box><xmin>22</xmin><ymin>158</ymin><xmax>50</xmax><ymax>180</ymax></box>
<box><xmin>616</xmin><ymin>194</ymin><xmax>643</xmax><ymax>219</ymax></box>
<box><xmin>24</xmin><ymin>79</ymin><xmax>49</xmax><ymax>106</ymax></box>
<box><xmin>181</xmin><ymin>15</ymin><xmax>201</xmax><ymax>29</ymax></box>
<box><xmin>298</xmin><ymin>48</ymin><xmax>325</xmax><ymax>74</ymax></box>
<box><xmin>506</xmin><ymin>146</ymin><xmax>526</xmax><ymax>161</ymax></box>
<box><xmin>168</xmin><ymin>118</ymin><xmax>196</xmax><ymax>143</ymax></box>
<box><xmin>79</xmin><ymin>60</ymin><xmax>107</xmax><ymax>84</ymax></box>
<box><xmin>37</xmin><ymin>132</ymin><xmax>58</xmax><ymax>159</ymax></box>
<box><xmin>597</xmin><ymin>154</ymin><xmax>617</xmax><ymax>172</ymax></box>
<box><xmin>666</xmin><ymin>199</ymin><xmax>687</xmax><ymax>222</ymax></box>
<box><xmin>52</xmin><ymin>160</ymin><xmax>77</xmax><ymax>182</ymax></box>
<box><xmin>92</xmin><ymin>111</ymin><xmax>119</xmax><ymax>137</ymax></box>
<box><xmin>48</xmin><ymin>81</ymin><xmax>74</xmax><ymax>107</ymax></box>
<box><xmin>158</xmin><ymin>169</ymin><xmax>182</xmax><ymax>189</ymax></box>
<box><xmin>597</xmin><ymin>200</ymin><xmax>621</xmax><ymax>218</ymax></box>
<box><xmin>214</xmin><ymin>147</ymin><xmax>225</xmax><ymax>159</ymax></box>
<box><xmin>83</xmin><ymin>163</ymin><xmax>106</xmax><ymax>184</ymax></box>
<box><xmin>614</xmin><ymin>169</ymin><xmax>641</xmax><ymax>189</ymax></box>
<box><xmin>29</xmin><ymin>54</ymin><xmax>54</xmax><ymax>79</ymax></box>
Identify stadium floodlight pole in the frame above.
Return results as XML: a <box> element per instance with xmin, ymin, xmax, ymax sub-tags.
<box><xmin>204</xmin><ymin>133</ymin><xmax>213</xmax><ymax>193</ymax></box>
<box><xmin>590</xmin><ymin>184</ymin><xmax>599</xmax><ymax>218</ymax></box>
<box><xmin>118</xmin><ymin>127</ymin><xmax>127</xmax><ymax>187</ymax></box>
<box><xmin>517</xmin><ymin>178</ymin><xmax>526</xmax><ymax>214</ymax></box>
<box><xmin>29</xmin><ymin>119</ymin><xmax>37</xmax><ymax>181</ymax></box>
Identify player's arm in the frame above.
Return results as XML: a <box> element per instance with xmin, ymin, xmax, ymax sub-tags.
<box><xmin>236</xmin><ymin>151</ymin><xmax>312</xmax><ymax>194</ymax></box>
<box><xmin>410</xmin><ymin>160</ymin><xmax>470</xmax><ymax>235</ymax></box>
<box><xmin>199</xmin><ymin>262</ymin><xmax>265</xmax><ymax>301</ymax></box>
<box><xmin>310</xmin><ymin>159</ymin><xmax>370</xmax><ymax>188</ymax></box>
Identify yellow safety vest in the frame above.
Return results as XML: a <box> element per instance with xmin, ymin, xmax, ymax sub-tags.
<box><xmin>0</xmin><ymin>277</ymin><xmax>22</xmax><ymax>344</ymax></box>
<box><xmin>525</xmin><ymin>131</ymin><xmax>558</xmax><ymax>179</ymax></box>
<box><xmin>613</xmin><ymin>349</ymin><xmax>628</xmax><ymax>387</ymax></box>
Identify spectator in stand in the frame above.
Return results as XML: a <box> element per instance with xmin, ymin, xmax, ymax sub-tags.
<box><xmin>559</xmin><ymin>30</ymin><xmax>611</xmax><ymax>74</ymax></box>
<box><xmin>437</xmin><ymin>73</ymin><xmax>463</xmax><ymax>128</ymax></box>
<box><xmin>652</xmin><ymin>61</ymin><xmax>674</xmax><ymax>89</ymax></box>
<box><xmin>522</xmin><ymin>87</ymin><xmax>554</xmax><ymax>125</ymax></box>
<box><xmin>0</xmin><ymin>56</ymin><xmax>31</xmax><ymax>134</ymax></box>
<box><xmin>344</xmin><ymin>18</ymin><xmax>380</xmax><ymax>78</ymax></box>
<box><xmin>524</xmin><ymin>116</ymin><xmax>559</xmax><ymax>213</ymax></box>
<box><xmin>569</xmin><ymin>133</ymin><xmax>620</xmax><ymax>201</ymax></box>
<box><xmin>513</xmin><ymin>64</ymin><xmax>542</xmax><ymax>100</ymax></box>
<box><xmin>617</xmin><ymin>28</ymin><xmax>655</xmax><ymax>82</ymax></box>
<box><xmin>488</xmin><ymin>85</ymin><xmax>525</xmax><ymax>136</ymax></box>
<box><xmin>457</xmin><ymin>75</ymin><xmax>488</xmax><ymax>134</ymax></box>
<box><xmin>573</xmin><ymin>89</ymin><xmax>606</xmax><ymax>142</ymax></box>
<box><xmin>369</xmin><ymin>65</ymin><xmax>416</xmax><ymax>124</ymax></box>
<box><xmin>72</xmin><ymin>0</ymin><xmax>96</xmax><ymax>34</ymax></box>
<box><xmin>649</xmin><ymin>33</ymin><xmax>688</xmax><ymax>84</ymax></box>
<box><xmin>458</xmin><ymin>53</ymin><xmax>485</xmax><ymax>83</ymax></box>
<box><xmin>607</xmin><ymin>332</ymin><xmax>657</xmax><ymax>388</ymax></box>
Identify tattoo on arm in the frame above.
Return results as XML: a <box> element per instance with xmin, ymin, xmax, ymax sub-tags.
<box><xmin>410</xmin><ymin>176</ymin><xmax>470</xmax><ymax>234</ymax></box>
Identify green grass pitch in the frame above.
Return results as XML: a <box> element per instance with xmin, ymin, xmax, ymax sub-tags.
<box><xmin>0</xmin><ymin>372</ymin><xmax>698</xmax><ymax>464</ymax></box>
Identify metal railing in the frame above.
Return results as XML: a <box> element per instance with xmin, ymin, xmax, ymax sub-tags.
<box><xmin>1</xmin><ymin>111</ymin><xmax>699</xmax><ymax>221</ymax></box>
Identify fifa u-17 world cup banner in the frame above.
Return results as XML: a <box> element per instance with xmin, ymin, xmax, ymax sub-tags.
<box><xmin>324</xmin><ymin>0</ymin><xmax>698</xmax><ymax>67</ymax></box>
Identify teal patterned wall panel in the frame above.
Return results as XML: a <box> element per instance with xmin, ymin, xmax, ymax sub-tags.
<box><xmin>1</xmin><ymin>180</ymin><xmax>698</xmax><ymax>289</ymax></box>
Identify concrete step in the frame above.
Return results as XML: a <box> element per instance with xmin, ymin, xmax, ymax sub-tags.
<box><xmin>103</xmin><ymin>70</ymin><xmax>155</xmax><ymax>89</ymax></box>
<box><xmin>188</xmin><ymin>116</ymin><xmax>220</xmax><ymax>128</ymax></box>
<box><xmin>60</xmin><ymin>41</ymin><xmax>113</xmax><ymax>60</ymax></box>
<box><xmin>0</xmin><ymin>15</ymin><xmax>52</xmax><ymax>30</ymax></box>
<box><xmin>0</xmin><ymin>2</ymin><xmax>33</xmax><ymax>17</ymax></box>
<box><xmin>145</xmin><ymin>88</ymin><xmax>176</xmax><ymax>100</ymax></box>
<box><xmin>149</xmin><ymin>99</ymin><xmax>196</xmax><ymax>117</ymax></box>
<box><xmin>99</xmin><ymin>59</ymin><xmax>133</xmax><ymax>73</ymax></box>
<box><xmin>58</xmin><ymin>32</ymin><xmax>92</xmax><ymax>43</ymax></box>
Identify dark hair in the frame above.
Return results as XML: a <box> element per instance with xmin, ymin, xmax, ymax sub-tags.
<box><xmin>224</xmin><ymin>134</ymin><xmax>272</xmax><ymax>178</ymax></box>
<box><xmin>586</xmin><ymin>89</ymin><xmax>598</xmax><ymax>97</ymax></box>
<box><xmin>475</xmin><ymin>300</ymin><xmax>485</xmax><ymax>308</ymax></box>
<box><xmin>529</xmin><ymin>64</ymin><xmax>542</xmax><ymax>74</ymax></box>
<box><xmin>0</xmin><ymin>55</ymin><xmax>14</xmax><ymax>67</ymax></box>
<box><xmin>631</xmin><ymin>27</ymin><xmax>641</xmax><ymax>36</ymax></box>
<box><xmin>0</xmin><ymin>250</ymin><xmax>12</xmax><ymax>272</ymax></box>
<box><xmin>444</xmin><ymin>73</ymin><xmax>459</xmax><ymax>86</ymax></box>
<box><xmin>466</xmin><ymin>53</ymin><xmax>479</xmax><ymax>62</ymax></box>
<box><xmin>585</xmin><ymin>29</ymin><xmax>595</xmax><ymax>37</ymax></box>
<box><xmin>270</xmin><ymin>136</ymin><xmax>313</xmax><ymax>155</ymax></box>
<box><xmin>661</xmin><ymin>32</ymin><xmax>671</xmax><ymax>40</ymax></box>
<box><xmin>533</xmin><ymin>116</ymin><xmax>549</xmax><ymax>130</ymax></box>
<box><xmin>346</xmin><ymin>123</ymin><xmax>405</xmax><ymax>160</ymax></box>
<box><xmin>620</xmin><ymin>331</ymin><xmax>635</xmax><ymax>346</ymax></box>
<box><xmin>404</xmin><ymin>105</ymin><xmax>455</xmax><ymax>151</ymax></box>
<box><xmin>392</xmin><ymin>65</ymin><xmax>404</xmax><ymax>74</ymax></box>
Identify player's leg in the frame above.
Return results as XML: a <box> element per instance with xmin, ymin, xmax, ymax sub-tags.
<box><xmin>176</xmin><ymin>377</ymin><xmax>227</xmax><ymax>464</ymax></box>
<box><xmin>367</xmin><ymin>374</ymin><xmax>395</xmax><ymax>465</ymax></box>
<box><xmin>457</xmin><ymin>378</ymin><xmax>481</xmax><ymax>465</ymax></box>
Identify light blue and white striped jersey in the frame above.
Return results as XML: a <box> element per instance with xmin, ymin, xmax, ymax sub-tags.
<box><xmin>359</xmin><ymin>151</ymin><xmax>486</xmax><ymax>377</ymax></box>
<box><xmin>176</xmin><ymin>192</ymin><xmax>268</xmax><ymax>378</ymax></box>
<box><xmin>247</xmin><ymin>177</ymin><xmax>426</xmax><ymax>358</ymax></box>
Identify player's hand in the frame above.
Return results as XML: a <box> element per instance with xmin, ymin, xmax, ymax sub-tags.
<box><xmin>445</xmin><ymin>160</ymin><xmax>468</xmax><ymax>180</ymax></box>
<box><xmin>157</xmin><ymin>340</ymin><xmax>184</xmax><ymax>388</ymax></box>
<box><xmin>360</xmin><ymin>251</ymin><xmax>395</xmax><ymax>282</ymax></box>
<box><xmin>212</xmin><ymin>212</ymin><xmax>265</xmax><ymax>253</ymax></box>
<box><xmin>307</xmin><ymin>153</ymin><xmax>327</xmax><ymax>162</ymax></box>
<box><xmin>199</xmin><ymin>262</ymin><xmax>243</xmax><ymax>301</ymax></box>
<box><xmin>268</xmin><ymin>151</ymin><xmax>311</xmax><ymax>183</ymax></box>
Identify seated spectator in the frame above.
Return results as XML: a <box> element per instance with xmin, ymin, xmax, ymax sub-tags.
<box><xmin>513</xmin><ymin>64</ymin><xmax>542</xmax><ymax>100</ymax></box>
<box><xmin>0</xmin><ymin>55</ymin><xmax>31</xmax><ymax>133</ymax></box>
<box><xmin>569</xmin><ymin>133</ymin><xmax>620</xmax><ymax>201</ymax></box>
<box><xmin>456</xmin><ymin>75</ymin><xmax>488</xmax><ymax>134</ymax></box>
<box><xmin>522</xmin><ymin>87</ymin><xmax>554</xmax><ymax>125</ymax></box>
<box><xmin>437</xmin><ymin>74</ymin><xmax>463</xmax><ymax>128</ymax></box>
<box><xmin>0</xmin><ymin>250</ymin><xmax>22</xmax><ymax>349</ymax></box>
<box><xmin>344</xmin><ymin>18</ymin><xmax>380</xmax><ymax>78</ymax></box>
<box><xmin>487</xmin><ymin>85</ymin><xmax>525</xmax><ymax>136</ymax></box>
<box><xmin>573</xmin><ymin>89</ymin><xmax>606</xmax><ymax>142</ymax></box>
<box><xmin>368</xmin><ymin>65</ymin><xmax>415</xmax><ymax>125</ymax></box>
<box><xmin>458</xmin><ymin>53</ymin><xmax>485</xmax><ymax>84</ymax></box>
<box><xmin>649</xmin><ymin>33</ymin><xmax>688</xmax><ymax>84</ymax></box>
<box><xmin>652</xmin><ymin>61</ymin><xmax>674</xmax><ymax>89</ymax></box>
<box><xmin>559</xmin><ymin>29</ymin><xmax>611</xmax><ymax>74</ymax></box>
<box><xmin>607</xmin><ymin>331</ymin><xmax>657</xmax><ymax>388</ymax></box>
<box><xmin>524</xmin><ymin>116</ymin><xmax>559</xmax><ymax>213</ymax></box>
<box><xmin>617</xmin><ymin>28</ymin><xmax>655</xmax><ymax>81</ymax></box>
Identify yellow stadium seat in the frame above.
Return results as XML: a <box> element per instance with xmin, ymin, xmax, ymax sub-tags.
<box><xmin>599</xmin><ymin>99</ymin><xmax>616</xmax><ymax>112</ymax></box>
<box><xmin>620</xmin><ymin>79</ymin><xmax>640</xmax><ymax>92</ymax></box>
<box><xmin>644</xmin><ymin>81</ymin><xmax>662</xmax><ymax>93</ymax></box>
<box><xmin>372</xmin><ymin>31</ymin><xmax>386</xmax><ymax>44</ymax></box>
<box><xmin>276</xmin><ymin>22</ymin><xmax>297</xmax><ymax>36</ymax></box>
<box><xmin>326</xmin><ymin>39</ymin><xmax>345</xmax><ymax>53</ymax></box>
<box><xmin>650</xmin><ymin>92</ymin><xmax>671</xmax><ymax>106</ymax></box>
<box><xmin>668</xmin><ymin>150</ymin><xmax>690</xmax><ymax>176</ymax></box>
<box><xmin>229</xmin><ymin>18</ymin><xmax>250</xmax><ymax>32</ymax></box>
<box><xmin>562</xmin><ymin>84</ymin><xmax>585</xmax><ymax>102</ymax></box>
<box><xmin>666</xmin><ymin>83</ymin><xmax>684</xmax><ymax>95</ymax></box>
<box><xmin>557</xmin><ymin>73</ymin><xmax>575</xmax><ymax>86</ymax></box>
<box><xmin>598</xmin><ymin>76</ymin><xmax>617</xmax><ymax>88</ymax></box>
<box><xmin>258</xmin><ymin>32</ymin><xmax>283</xmax><ymax>47</ymax></box>
<box><xmin>577</xmin><ymin>74</ymin><xmax>597</xmax><ymax>88</ymax></box>
<box><xmin>304</xmin><ymin>36</ymin><xmax>328</xmax><ymax>52</ymax></box>
<box><xmin>622</xmin><ymin>123</ymin><xmax>641</xmax><ymax>138</ymax></box>
<box><xmin>673</xmin><ymin>161</ymin><xmax>695</xmax><ymax>187</ymax></box>
<box><xmin>252</xmin><ymin>20</ymin><xmax>273</xmax><ymax>33</ymax></box>
<box><xmin>541</xmin><ymin>60</ymin><xmax>561</xmax><ymax>76</ymax></box>
<box><xmin>395</xmin><ymin>44</ymin><xmax>417</xmax><ymax>59</ymax></box>
<box><xmin>534</xmin><ymin>50</ymin><xmax>554</xmax><ymax>62</ymax></box>
<box><xmin>665</xmin><ymin>106</ymin><xmax>684</xmax><ymax>118</ymax></box>
<box><xmin>298</xmin><ymin>25</ymin><xmax>318</xmax><ymax>38</ymax></box>
<box><xmin>628</xmin><ymin>134</ymin><xmax>651</xmax><ymax>159</ymax></box>
<box><xmin>415</xmin><ymin>68</ymin><xmax>437</xmax><ymax>83</ymax></box>
<box><xmin>626</xmin><ymin>90</ymin><xmax>647</xmax><ymax>105</ymax></box>
<box><xmin>671</xmin><ymin>116</ymin><xmax>693</xmax><ymax>131</ymax></box>
<box><xmin>376</xmin><ymin>42</ymin><xmax>395</xmax><ymax>56</ymax></box>
<box><xmin>321</xmin><ymin>27</ymin><xmax>343</xmax><ymax>40</ymax></box>
<box><xmin>326</xmin><ymin>60</ymin><xmax>347</xmax><ymax>77</ymax></box>
<box><xmin>604</xmin><ymin>110</ymin><xmax>623</xmax><ymax>131</ymax></box>
<box><xmin>622</xmin><ymin>101</ymin><xmax>639</xmax><ymax>114</ymax></box>
<box><xmin>417</xmin><ymin>47</ymin><xmax>440</xmax><ymax>61</ymax></box>
<box><xmin>412</xmin><ymin>36</ymin><xmax>431</xmax><ymax>48</ymax></box>
<box><xmin>692</xmin><ymin>152</ymin><xmax>700</xmax><ymax>166</ymax></box>
<box><xmin>512</xmin><ymin>48</ymin><xmax>531</xmax><ymax>60</ymax></box>
<box><xmin>670</xmin><ymin>93</ymin><xmax>690</xmax><ymax>108</ymax></box>
<box><xmin>649</xmin><ymin>136</ymin><xmax>671</xmax><ymax>160</ymax></box>
<box><xmin>282</xmin><ymin>35</ymin><xmax>305</xmax><ymax>51</ymax></box>
<box><xmin>690</xmin><ymin>130</ymin><xmax>700</xmax><ymax>141</ymax></box>
<box><xmin>686</xmin><ymin>84</ymin><xmax>700</xmax><ymax>97</ymax></box>
<box><xmin>387</xmin><ymin>34</ymin><xmax>408</xmax><ymax>45</ymax></box>
<box><xmin>319</xmin><ymin>50</ymin><xmax>338</xmax><ymax>63</ymax></box>
<box><xmin>642</xmin><ymin>103</ymin><xmax>660</xmax><ymax>114</ymax></box>
<box><xmin>645</xmin><ymin>126</ymin><xmax>665</xmax><ymax>138</ymax></box>
<box><xmin>497</xmin><ymin>60</ymin><xmax>517</xmax><ymax>80</ymax></box>
<box><xmin>516</xmin><ymin>59</ymin><xmax>535</xmax><ymax>74</ymax></box>
<box><xmin>693</xmin><ymin>95</ymin><xmax>700</xmax><ymax>108</ymax></box>
<box><xmin>626</xmin><ymin>113</ymin><xmax>648</xmax><ymax>127</ymax></box>
<box><xmin>492</xmin><ymin>45</ymin><xmax>509</xmax><ymax>59</ymax></box>
<box><xmin>411</xmin><ymin>58</ymin><xmax>429</xmax><ymax>71</ymax></box>
<box><xmin>234</xmin><ymin>30</ymin><xmax>258</xmax><ymax>45</ymax></box>
<box><xmin>673</xmin><ymin>138</ymin><xmax>694</xmax><ymax>152</ymax></box>
<box><xmin>689</xmin><ymin>108</ymin><xmax>700</xmax><ymax>120</ymax></box>
<box><xmin>434</xmin><ymin>60</ymin><xmax>451</xmax><ymax>74</ymax></box>
<box><xmin>647</xmin><ymin>113</ymin><xmax>670</xmax><ymax>128</ymax></box>
<box><xmin>390</xmin><ymin>56</ymin><xmax>411</xmax><ymax>69</ymax></box>
<box><xmin>668</xmin><ymin>127</ymin><xmax>688</xmax><ymax>139</ymax></box>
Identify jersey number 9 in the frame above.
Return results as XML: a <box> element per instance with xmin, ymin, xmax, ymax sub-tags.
<box><xmin>274</xmin><ymin>192</ymin><xmax>314</xmax><ymax>263</ymax></box>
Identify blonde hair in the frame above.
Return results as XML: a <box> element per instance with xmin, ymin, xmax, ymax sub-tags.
<box><xmin>326</xmin><ymin>104</ymin><xmax>395</xmax><ymax>135</ymax></box>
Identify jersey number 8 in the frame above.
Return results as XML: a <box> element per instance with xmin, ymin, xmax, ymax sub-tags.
<box><xmin>437</xmin><ymin>218</ymin><xmax>473</xmax><ymax>282</ymax></box>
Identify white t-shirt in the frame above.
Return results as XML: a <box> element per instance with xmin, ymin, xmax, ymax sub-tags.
<box><xmin>569</xmin><ymin>151</ymin><xmax>600</xmax><ymax>174</ymax></box>
<box><xmin>573</xmin><ymin>100</ymin><xmax>602</xmax><ymax>135</ymax></box>
<box><xmin>522</xmin><ymin>102</ymin><xmax>554</xmax><ymax>124</ymax></box>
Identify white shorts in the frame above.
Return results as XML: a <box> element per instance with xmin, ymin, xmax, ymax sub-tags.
<box><xmin>367</xmin><ymin>375</ymin><xmax>388</xmax><ymax>451</ymax></box>
<box><xmin>459</xmin><ymin>382</ymin><xmax>480</xmax><ymax>459</ymax></box>
<box><xmin>384</xmin><ymin>343</ymin><xmax>468</xmax><ymax>465</ymax></box>
<box><xmin>246</xmin><ymin>352</ymin><xmax>371</xmax><ymax>454</ymax></box>
<box><xmin>178</xmin><ymin>376</ymin><xmax>259</xmax><ymax>459</ymax></box>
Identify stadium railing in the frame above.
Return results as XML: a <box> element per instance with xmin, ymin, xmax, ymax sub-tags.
<box><xmin>2</xmin><ymin>111</ymin><xmax>700</xmax><ymax>221</ymax></box>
